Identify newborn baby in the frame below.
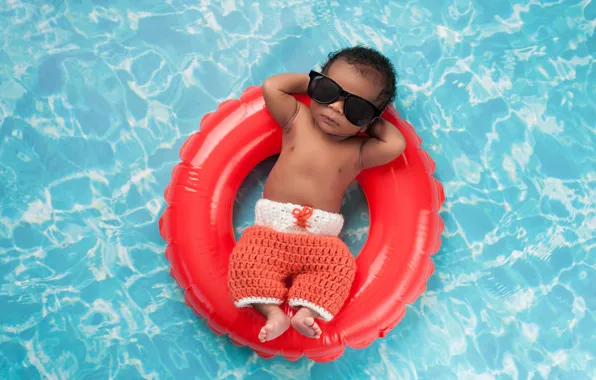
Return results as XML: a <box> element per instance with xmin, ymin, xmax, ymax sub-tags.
<box><xmin>228</xmin><ymin>46</ymin><xmax>406</xmax><ymax>342</ymax></box>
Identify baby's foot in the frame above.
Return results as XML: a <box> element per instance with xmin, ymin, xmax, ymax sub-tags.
<box><xmin>291</xmin><ymin>307</ymin><xmax>322</xmax><ymax>339</ymax></box>
<box><xmin>258</xmin><ymin>310</ymin><xmax>291</xmax><ymax>342</ymax></box>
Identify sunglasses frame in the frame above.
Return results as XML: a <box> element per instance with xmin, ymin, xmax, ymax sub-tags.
<box><xmin>308</xmin><ymin>70</ymin><xmax>382</xmax><ymax>127</ymax></box>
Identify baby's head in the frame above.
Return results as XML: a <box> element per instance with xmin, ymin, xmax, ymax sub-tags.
<box><xmin>308</xmin><ymin>46</ymin><xmax>397</xmax><ymax>137</ymax></box>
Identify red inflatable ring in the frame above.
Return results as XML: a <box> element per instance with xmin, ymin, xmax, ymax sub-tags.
<box><xmin>159</xmin><ymin>86</ymin><xmax>445</xmax><ymax>362</ymax></box>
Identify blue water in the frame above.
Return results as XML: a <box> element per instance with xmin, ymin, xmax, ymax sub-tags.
<box><xmin>1</xmin><ymin>0</ymin><xmax>594</xmax><ymax>378</ymax></box>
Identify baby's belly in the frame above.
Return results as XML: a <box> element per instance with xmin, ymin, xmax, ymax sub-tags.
<box><xmin>263</xmin><ymin>172</ymin><xmax>345</xmax><ymax>213</ymax></box>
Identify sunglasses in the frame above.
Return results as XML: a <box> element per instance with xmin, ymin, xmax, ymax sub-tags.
<box><xmin>307</xmin><ymin>70</ymin><xmax>382</xmax><ymax>127</ymax></box>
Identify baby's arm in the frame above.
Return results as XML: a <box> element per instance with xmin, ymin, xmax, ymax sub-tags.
<box><xmin>262</xmin><ymin>73</ymin><xmax>309</xmax><ymax>130</ymax></box>
<box><xmin>358</xmin><ymin>118</ymin><xmax>406</xmax><ymax>169</ymax></box>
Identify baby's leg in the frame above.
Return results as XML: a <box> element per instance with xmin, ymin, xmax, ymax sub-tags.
<box><xmin>254</xmin><ymin>304</ymin><xmax>291</xmax><ymax>342</ymax></box>
<box><xmin>288</xmin><ymin>241</ymin><xmax>356</xmax><ymax>338</ymax></box>
<box><xmin>228</xmin><ymin>226</ymin><xmax>292</xmax><ymax>342</ymax></box>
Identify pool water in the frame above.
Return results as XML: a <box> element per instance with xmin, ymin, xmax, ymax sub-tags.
<box><xmin>1</xmin><ymin>0</ymin><xmax>595</xmax><ymax>379</ymax></box>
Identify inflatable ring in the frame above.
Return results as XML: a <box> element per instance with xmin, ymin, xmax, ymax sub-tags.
<box><xmin>159</xmin><ymin>86</ymin><xmax>445</xmax><ymax>362</ymax></box>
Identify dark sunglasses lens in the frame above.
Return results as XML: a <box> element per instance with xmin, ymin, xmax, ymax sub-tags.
<box><xmin>345</xmin><ymin>96</ymin><xmax>376</xmax><ymax>126</ymax></box>
<box><xmin>309</xmin><ymin>76</ymin><xmax>340</xmax><ymax>103</ymax></box>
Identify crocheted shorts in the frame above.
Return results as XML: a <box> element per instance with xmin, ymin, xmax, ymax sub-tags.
<box><xmin>228</xmin><ymin>199</ymin><xmax>356</xmax><ymax>321</ymax></box>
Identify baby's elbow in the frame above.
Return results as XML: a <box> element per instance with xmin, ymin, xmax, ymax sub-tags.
<box><xmin>378</xmin><ymin>139</ymin><xmax>405</xmax><ymax>167</ymax></box>
<box><xmin>262</xmin><ymin>78</ymin><xmax>281</xmax><ymax>106</ymax></box>
<box><xmin>262</xmin><ymin>78</ymin><xmax>273</xmax><ymax>95</ymax></box>
<box><xmin>391</xmin><ymin>137</ymin><xmax>406</xmax><ymax>159</ymax></box>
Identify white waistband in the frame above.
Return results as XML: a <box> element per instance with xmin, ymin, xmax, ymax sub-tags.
<box><xmin>254</xmin><ymin>199</ymin><xmax>344</xmax><ymax>237</ymax></box>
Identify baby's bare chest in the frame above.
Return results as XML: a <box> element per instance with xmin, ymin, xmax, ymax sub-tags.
<box><xmin>281</xmin><ymin>129</ymin><xmax>359</xmax><ymax>179</ymax></box>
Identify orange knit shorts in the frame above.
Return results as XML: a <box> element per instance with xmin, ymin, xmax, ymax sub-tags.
<box><xmin>228</xmin><ymin>200</ymin><xmax>356</xmax><ymax>321</ymax></box>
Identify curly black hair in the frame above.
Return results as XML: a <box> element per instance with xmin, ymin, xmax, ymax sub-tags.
<box><xmin>321</xmin><ymin>46</ymin><xmax>397</xmax><ymax>109</ymax></box>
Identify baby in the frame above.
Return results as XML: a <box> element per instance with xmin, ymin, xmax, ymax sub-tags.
<box><xmin>228</xmin><ymin>46</ymin><xmax>405</xmax><ymax>342</ymax></box>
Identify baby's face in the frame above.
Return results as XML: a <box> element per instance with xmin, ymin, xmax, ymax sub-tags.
<box><xmin>310</xmin><ymin>60</ymin><xmax>384</xmax><ymax>138</ymax></box>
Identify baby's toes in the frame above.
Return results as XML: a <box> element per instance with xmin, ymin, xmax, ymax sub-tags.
<box><xmin>258</xmin><ymin>326</ymin><xmax>269</xmax><ymax>342</ymax></box>
<box><xmin>305</xmin><ymin>317</ymin><xmax>322</xmax><ymax>337</ymax></box>
<box><xmin>312</xmin><ymin>323</ymin><xmax>322</xmax><ymax>338</ymax></box>
<box><xmin>314</xmin><ymin>323</ymin><xmax>322</xmax><ymax>334</ymax></box>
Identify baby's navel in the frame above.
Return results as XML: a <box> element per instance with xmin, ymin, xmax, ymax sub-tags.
<box><xmin>338</xmin><ymin>167</ymin><xmax>343</xmax><ymax>173</ymax></box>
